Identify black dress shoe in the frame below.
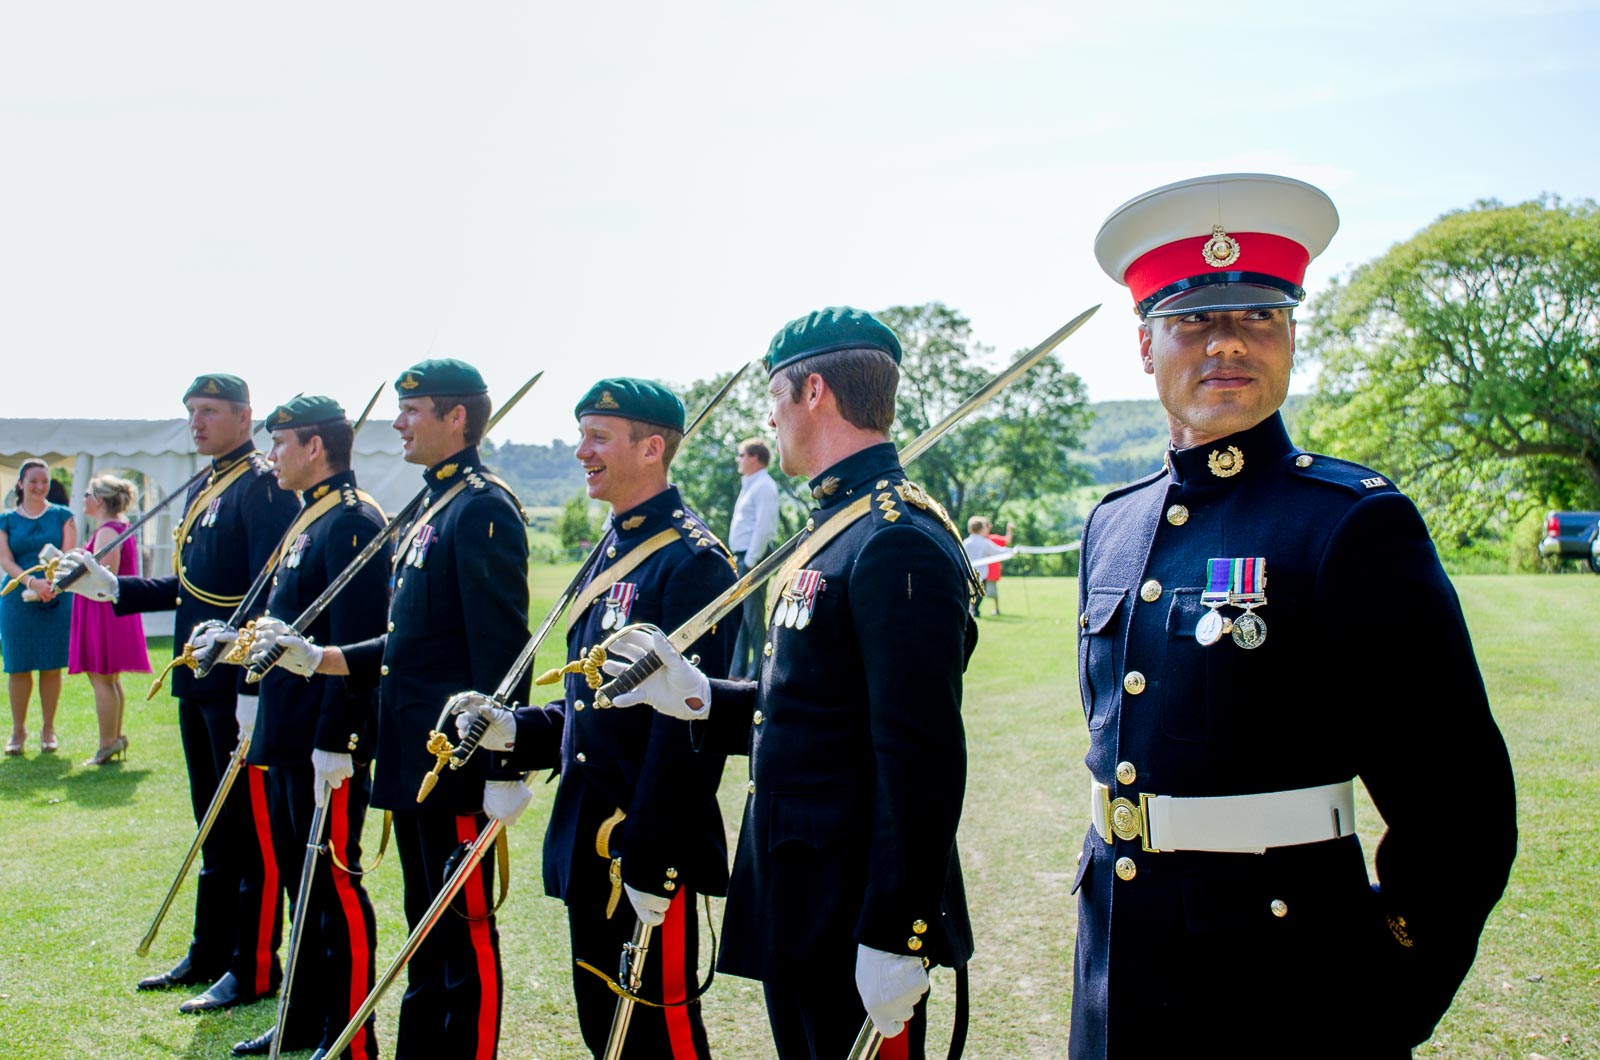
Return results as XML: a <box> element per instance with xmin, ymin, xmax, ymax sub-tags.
<box><xmin>179</xmin><ymin>971</ymin><xmax>262</xmax><ymax>1014</ymax></box>
<box><xmin>137</xmin><ymin>956</ymin><xmax>212</xmax><ymax>991</ymax></box>
<box><xmin>232</xmin><ymin>1027</ymin><xmax>321</xmax><ymax>1056</ymax></box>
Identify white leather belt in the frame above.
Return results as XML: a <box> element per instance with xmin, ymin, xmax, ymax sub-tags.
<box><xmin>1090</xmin><ymin>778</ymin><xmax>1356</xmax><ymax>854</ymax></box>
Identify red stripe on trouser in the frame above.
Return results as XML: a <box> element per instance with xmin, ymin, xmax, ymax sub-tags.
<box><xmin>661</xmin><ymin>891</ymin><xmax>696</xmax><ymax>1059</ymax></box>
<box><xmin>878</xmin><ymin>1025</ymin><xmax>910</xmax><ymax>1060</ymax></box>
<box><xmin>328</xmin><ymin>784</ymin><xmax>373</xmax><ymax>1060</ymax></box>
<box><xmin>455</xmin><ymin>816</ymin><xmax>499</xmax><ymax>1060</ymax></box>
<box><xmin>246</xmin><ymin>766</ymin><xmax>279</xmax><ymax>997</ymax></box>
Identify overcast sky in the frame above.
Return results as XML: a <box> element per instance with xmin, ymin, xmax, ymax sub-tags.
<box><xmin>3</xmin><ymin>1</ymin><xmax>1597</xmax><ymax>447</ymax></box>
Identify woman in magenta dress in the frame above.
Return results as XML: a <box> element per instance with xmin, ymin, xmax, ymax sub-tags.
<box><xmin>69</xmin><ymin>474</ymin><xmax>150</xmax><ymax>765</ymax></box>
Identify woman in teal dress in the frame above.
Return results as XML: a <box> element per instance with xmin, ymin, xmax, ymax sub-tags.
<box><xmin>1</xmin><ymin>460</ymin><xmax>78</xmax><ymax>754</ymax></box>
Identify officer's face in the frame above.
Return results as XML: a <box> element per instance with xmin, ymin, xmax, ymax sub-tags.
<box><xmin>185</xmin><ymin>397</ymin><xmax>253</xmax><ymax>457</ymax></box>
<box><xmin>576</xmin><ymin>414</ymin><xmax>663</xmax><ymax>509</ymax></box>
<box><xmin>268</xmin><ymin>429</ymin><xmax>319</xmax><ymax>492</ymax></box>
<box><xmin>1140</xmin><ymin>308</ymin><xmax>1295</xmax><ymax>448</ymax></box>
<box><xmin>767</xmin><ymin>374</ymin><xmax>810</xmax><ymax>478</ymax></box>
<box><xmin>393</xmin><ymin>398</ymin><xmax>461</xmax><ymax>467</ymax></box>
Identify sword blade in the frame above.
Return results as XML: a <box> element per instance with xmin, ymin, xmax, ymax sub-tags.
<box><xmin>351</xmin><ymin>383</ymin><xmax>386</xmax><ymax>437</ymax></box>
<box><xmin>321</xmin><ymin>819</ymin><xmax>503</xmax><ymax>1059</ymax></box>
<box><xmin>137</xmin><ymin>733</ymin><xmax>251</xmax><ymax>955</ymax></box>
<box><xmin>269</xmin><ymin>798</ymin><xmax>330</xmax><ymax>1060</ymax></box>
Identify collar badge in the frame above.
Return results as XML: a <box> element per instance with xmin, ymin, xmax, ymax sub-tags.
<box><xmin>1207</xmin><ymin>445</ymin><xmax>1245</xmax><ymax>478</ymax></box>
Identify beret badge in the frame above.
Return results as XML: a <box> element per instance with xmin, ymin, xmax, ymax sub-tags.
<box><xmin>399</xmin><ymin>372</ymin><xmax>420</xmax><ymax>391</ymax></box>
<box><xmin>596</xmin><ymin>390</ymin><xmax>621</xmax><ymax>410</ymax></box>
<box><xmin>1201</xmin><ymin>225</ymin><xmax>1241</xmax><ymax>269</ymax></box>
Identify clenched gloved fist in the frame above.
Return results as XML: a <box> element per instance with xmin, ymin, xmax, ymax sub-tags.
<box><xmin>248</xmin><ymin>617</ymin><xmax>324</xmax><ymax>677</ymax></box>
<box><xmin>626</xmin><ymin>884</ymin><xmax>670</xmax><ymax>927</ymax></box>
<box><xmin>483</xmin><ymin>779</ymin><xmax>533</xmax><ymax>826</ymax></box>
<box><xmin>312</xmin><ymin>749</ymin><xmax>354</xmax><ymax>807</ymax></box>
<box><xmin>446</xmin><ymin>692</ymin><xmax>517</xmax><ymax>752</ymax></box>
<box><xmin>53</xmin><ymin>548</ymin><xmax>118</xmax><ymax>602</ymax></box>
<box><xmin>599</xmin><ymin>627</ymin><xmax>710</xmax><ymax>720</ymax></box>
<box><xmin>856</xmin><ymin>944</ymin><xmax>929</xmax><ymax>1038</ymax></box>
<box><xmin>189</xmin><ymin>620</ymin><xmax>239</xmax><ymax>661</ymax></box>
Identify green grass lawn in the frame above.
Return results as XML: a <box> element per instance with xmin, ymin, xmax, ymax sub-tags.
<box><xmin>1</xmin><ymin>572</ymin><xmax>1595</xmax><ymax>1058</ymax></box>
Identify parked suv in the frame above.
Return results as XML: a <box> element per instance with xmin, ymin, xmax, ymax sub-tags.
<box><xmin>1539</xmin><ymin>510</ymin><xmax>1600</xmax><ymax>572</ymax></box>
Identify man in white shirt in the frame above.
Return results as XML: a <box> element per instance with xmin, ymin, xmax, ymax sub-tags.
<box><xmin>727</xmin><ymin>438</ymin><xmax>780</xmax><ymax>677</ymax></box>
<box><xmin>961</xmin><ymin>517</ymin><xmax>1005</xmax><ymax>619</ymax></box>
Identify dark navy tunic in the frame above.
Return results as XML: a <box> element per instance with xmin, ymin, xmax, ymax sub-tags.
<box><xmin>496</xmin><ymin>484</ymin><xmax>737</xmax><ymax>903</ymax></box>
<box><xmin>249</xmin><ymin>471</ymin><xmax>390</xmax><ymax>767</ymax></box>
<box><xmin>116</xmin><ymin>439</ymin><xmax>297</xmax><ymax>700</ymax></box>
<box><xmin>701</xmin><ymin>442</ymin><xmax>978</xmax><ymax>983</ymax></box>
<box><xmin>1069</xmin><ymin>413</ymin><xmax>1516</xmax><ymax>1058</ymax></box>
<box><xmin>343</xmin><ymin>447</ymin><xmax>531</xmax><ymax>815</ymax></box>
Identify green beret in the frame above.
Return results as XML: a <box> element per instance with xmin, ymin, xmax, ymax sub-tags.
<box><xmin>573</xmin><ymin>378</ymin><xmax>686</xmax><ymax>433</ymax></box>
<box><xmin>394</xmin><ymin>358</ymin><xmax>488</xmax><ymax>398</ymax></box>
<box><xmin>267</xmin><ymin>395</ymin><xmax>346</xmax><ymax>431</ymax></box>
<box><xmin>183</xmin><ymin>373</ymin><xmax>249</xmax><ymax>404</ymax></box>
<box><xmin>764</xmin><ymin>306</ymin><xmax>902</xmax><ymax>376</ymax></box>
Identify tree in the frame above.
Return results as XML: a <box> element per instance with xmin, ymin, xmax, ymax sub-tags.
<box><xmin>1303</xmin><ymin>197</ymin><xmax>1600</xmax><ymax>541</ymax></box>
<box><xmin>665</xmin><ymin>302</ymin><xmax>1092</xmax><ymax>553</ymax></box>
<box><xmin>556</xmin><ymin>489</ymin><xmax>600</xmax><ymax>549</ymax></box>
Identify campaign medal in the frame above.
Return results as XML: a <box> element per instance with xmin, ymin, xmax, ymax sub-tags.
<box><xmin>1228</xmin><ymin>556</ymin><xmax>1268</xmax><ymax>650</ymax></box>
<box><xmin>790</xmin><ymin>569</ymin><xmax>824</xmax><ymax>630</ymax></box>
<box><xmin>1196</xmin><ymin>558</ymin><xmax>1232</xmax><ymax>646</ymax></box>
<box><xmin>285</xmin><ymin>533</ymin><xmax>310</xmax><ymax>569</ymax></box>
<box><xmin>600</xmin><ymin>581</ymin><xmax>636</xmax><ymax>631</ymax></box>
<box><xmin>200</xmin><ymin>497</ymin><xmax>223</xmax><ymax>528</ymax></box>
<box><xmin>409</xmin><ymin>525</ymin><xmax>436</xmax><ymax>568</ymax></box>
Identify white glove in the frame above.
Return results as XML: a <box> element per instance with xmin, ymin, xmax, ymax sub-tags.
<box><xmin>483</xmin><ymin>779</ymin><xmax>533</xmax><ymax>826</ymax></box>
<box><xmin>53</xmin><ymin>548</ymin><xmax>118</xmax><ymax>601</ymax></box>
<box><xmin>235</xmin><ymin>694</ymin><xmax>259</xmax><ymax>736</ymax></box>
<box><xmin>625</xmin><ymin>883</ymin><xmax>671</xmax><ymax>927</ymax></box>
<box><xmin>447</xmin><ymin>692</ymin><xmax>518</xmax><ymax>752</ymax></box>
<box><xmin>312</xmin><ymin>749</ymin><xmax>354</xmax><ymax>808</ymax></box>
<box><xmin>855</xmin><ymin>945</ymin><xmax>929</xmax><ymax>1038</ymax></box>
<box><xmin>248</xmin><ymin>616</ymin><xmax>324</xmax><ymax>677</ymax></box>
<box><xmin>599</xmin><ymin>627</ymin><xmax>711</xmax><ymax>720</ymax></box>
<box><xmin>190</xmin><ymin>620</ymin><xmax>239</xmax><ymax>662</ymax></box>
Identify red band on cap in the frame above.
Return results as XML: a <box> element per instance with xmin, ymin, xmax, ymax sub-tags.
<box><xmin>1124</xmin><ymin>232</ymin><xmax>1310</xmax><ymax>305</ymax></box>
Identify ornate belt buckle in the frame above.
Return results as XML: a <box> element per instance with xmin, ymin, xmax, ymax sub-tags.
<box><xmin>1108</xmin><ymin>797</ymin><xmax>1144</xmax><ymax>843</ymax></box>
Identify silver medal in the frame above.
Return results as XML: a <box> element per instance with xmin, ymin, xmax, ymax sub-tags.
<box><xmin>600</xmin><ymin>605</ymin><xmax>616</xmax><ymax>631</ymax></box>
<box><xmin>1195</xmin><ymin>609</ymin><xmax>1225</xmax><ymax>647</ymax></box>
<box><xmin>783</xmin><ymin>597</ymin><xmax>799</xmax><ymax>628</ymax></box>
<box><xmin>1231</xmin><ymin>611</ymin><xmax>1267</xmax><ymax>649</ymax></box>
<box><xmin>795</xmin><ymin>603</ymin><xmax>812</xmax><ymax>630</ymax></box>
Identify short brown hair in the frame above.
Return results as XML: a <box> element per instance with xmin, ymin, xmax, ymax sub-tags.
<box><xmin>429</xmin><ymin>393</ymin><xmax>492</xmax><ymax>446</ymax></box>
<box><xmin>967</xmin><ymin>516</ymin><xmax>988</xmax><ymax>535</ymax></box>
<box><xmin>293</xmin><ymin>419</ymin><xmax>355</xmax><ymax>473</ymax></box>
<box><xmin>738</xmin><ymin>438</ymin><xmax>770</xmax><ymax>467</ymax></box>
<box><xmin>781</xmin><ymin>347</ymin><xmax>898</xmax><ymax>433</ymax></box>
<box><xmin>627</xmin><ymin>420</ymin><xmax>683</xmax><ymax>469</ymax></box>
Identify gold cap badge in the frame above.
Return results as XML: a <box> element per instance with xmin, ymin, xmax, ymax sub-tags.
<box><xmin>202</xmin><ymin>379</ymin><xmax>221</xmax><ymax>395</ymax></box>
<box><xmin>1201</xmin><ymin>224</ymin><xmax>1241</xmax><ymax>268</ymax></box>
<box><xmin>400</xmin><ymin>372</ymin><xmax>420</xmax><ymax>391</ymax></box>
<box><xmin>596</xmin><ymin>390</ymin><xmax>621</xmax><ymax>410</ymax></box>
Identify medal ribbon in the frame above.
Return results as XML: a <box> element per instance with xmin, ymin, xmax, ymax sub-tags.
<box><xmin>1204</xmin><ymin>557</ymin><xmax>1267</xmax><ymax>604</ymax></box>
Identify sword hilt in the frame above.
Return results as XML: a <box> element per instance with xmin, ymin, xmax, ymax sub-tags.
<box><xmin>52</xmin><ymin>555</ymin><xmax>84</xmax><ymax>591</ymax></box>
<box><xmin>147</xmin><ymin>642</ymin><xmax>201</xmax><ymax>700</ymax></box>
<box><xmin>594</xmin><ymin>651</ymin><xmax>664</xmax><ymax>709</ymax></box>
<box><xmin>450</xmin><ymin>713</ymin><xmax>491</xmax><ymax>769</ymax></box>
<box><xmin>244</xmin><ymin>642</ymin><xmax>286</xmax><ymax>684</ymax></box>
<box><xmin>417</xmin><ymin>731</ymin><xmax>455</xmax><ymax>803</ymax></box>
<box><xmin>1</xmin><ymin>561</ymin><xmax>50</xmax><ymax>596</ymax></box>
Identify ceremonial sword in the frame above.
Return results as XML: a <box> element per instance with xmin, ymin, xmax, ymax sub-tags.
<box><xmin>323</xmin><ymin>363</ymin><xmax>753</xmax><ymax>1056</ymax></box>
<box><xmin>268</xmin><ymin>793</ymin><xmax>331</xmax><ymax>1060</ymax></box>
<box><xmin>188</xmin><ymin>383</ymin><xmax>386</xmax><ymax>682</ymax></box>
<box><xmin>6</xmin><ymin>404</ymin><xmax>292</xmax><ymax>598</ymax></box>
<box><xmin>601</xmin><ymin>919</ymin><xmax>653</xmax><ymax>1060</ymax></box>
<box><xmin>590</xmin><ymin>304</ymin><xmax>1100</xmax><ymax>707</ymax></box>
<box><xmin>244</xmin><ymin>370</ymin><xmax>544</xmax><ymax>684</ymax></box>
<box><xmin>135</xmin><ymin>374</ymin><xmax>538</xmax><ymax>956</ymax></box>
<box><xmin>422</xmin><ymin>361</ymin><xmax>753</xmax><ymax>799</ymax></box>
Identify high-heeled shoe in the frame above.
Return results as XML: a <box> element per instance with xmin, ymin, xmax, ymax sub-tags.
<box><xmin>84</xmin><ymin>741</ymin><xmax>126</xmax><ymax>766</ymax></box>
<box><xmin>116</xmin><ymin>734</ymin><xmax>130</xmax><ymax>754</ymax></box>
<box><xmin>40</xmin><ymin>732</ymin><xmax>60</xmax><ymax>753</ymax></box>
<box><xmin>4</xmin><ymin>731</ymin><xmax>24</xmax><ymax>756</ymax></box>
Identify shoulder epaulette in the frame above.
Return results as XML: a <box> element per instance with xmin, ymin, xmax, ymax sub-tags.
<box><xmin>248</xmin><ymin>452</ymin><xmax>273</xmax><ymax>476</ymax></box>
<box><xmin>1287</xmin><ymin>452</ymin><xmax>1399</xmax><ymax>496</ymax></box>
<box><xmin>675</xmin><ymin>508</ymin><xmax>732</xmax><ymax>560</ymax></box>
<box><xmin>341</xmin><ymin>485</ymin><xmax>361</xmax><ymax>509</ymax></box>
<box><xmin>892</xmin><ymin>478</ymin><xmax>962</xmax><ymax>540</ymax></box>
<box><xmin>466</xmin><ymin>468</ymin><xmax>529</xmax><ymax>524</ymax></box>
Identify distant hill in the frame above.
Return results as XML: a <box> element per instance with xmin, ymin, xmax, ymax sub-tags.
<box><xmin>1074</xmin><ymin>395</ymin><xmax>1309</xmax><ymax>486</ymax></box>
<box><xmin>480</xmin><ymin>437</ymin><xmax>586</xmax><ymax>508</ymax></box>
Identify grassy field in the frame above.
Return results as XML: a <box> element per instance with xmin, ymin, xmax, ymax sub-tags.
<box><xmin>1</xmin><ymin>572</ymin><xmax>1595</xmax><ymax>1058</ymax></box>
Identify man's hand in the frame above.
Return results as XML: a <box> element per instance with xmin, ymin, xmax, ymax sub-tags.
<box><xmin>446</xmin><ymin>692</ymin><xmax>517</xmax><ymax>752</ymax></box>
<box><xmin>483</xmin><ymin>779</ymin><xmax>533</xmax><ymax>826</ymax></box>
<box><xmin>190</xmin><ymin>620</ymin><xmax>239</xmax><ymax>662</ymax></box>
<box><xmin>855</xmin><ymin>945</ymin><xmax>929</xmax><ymax>1038</ymax></box>
<box><xmin>312</xmin><ymin>749</ymin><xmax>354</xmax><ymax>808</ymax></box>
<box><xmin>235</xmin><ymin>694</ymin><xmax>259</xmax><ymax>736</ymax></box>
<box><xmin>625</xmin><ymin>884</ymin><xmax>671</xmax><ymax>927</ymax></box>
<box><xmin>52</xmin><ymin>548</ymin><xmax>117</xmax><ymax>601</ymax></box>
<box><xmin>248</xmin><ymin>617</ymin><xmax>324</xmax><ymax>677</ymax></box>
<box><xmin>599</xmin><ymin>627</ymin><xmax>711</xmax><ymax>720</ymax></box>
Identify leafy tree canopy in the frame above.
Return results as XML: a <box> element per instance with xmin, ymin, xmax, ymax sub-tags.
<box><xmin>1303</xmin><ymin>196</ymin><xmax>1600</xmax><ymax>541</ymax></box>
